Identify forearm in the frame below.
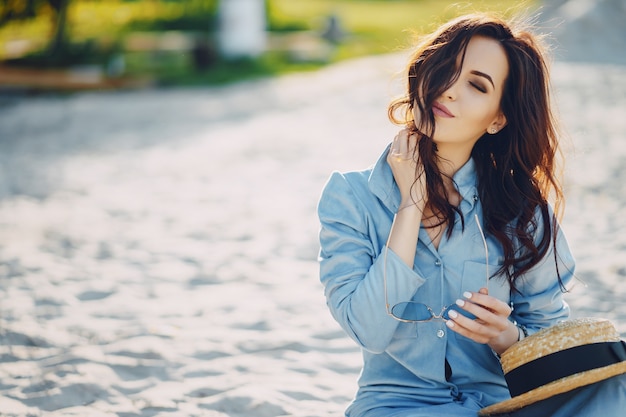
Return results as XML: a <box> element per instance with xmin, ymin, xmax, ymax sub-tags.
<box><xmin>387</xmin><ymin>203</ymin><xmax>422</xmax><ymax>268</ymax></box>
<box><xmin>321</xmin><ymin>248</ymin><xmax>426</xmax><ymax>353</ymax></box>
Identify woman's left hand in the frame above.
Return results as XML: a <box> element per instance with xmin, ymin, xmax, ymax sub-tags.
<box><xmin>445</xmin><ymin>288</ymin><xmax>520</xmax><ymax>355</ymax></box>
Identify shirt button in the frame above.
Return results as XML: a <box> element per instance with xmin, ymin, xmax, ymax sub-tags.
<box><xmin>437</xmin><ymin>329</ymin><xmax>445</xmax><ymax>338</ymax></box>
<box><xmin>435</xmin><ymin>260</ymin><xmax>442</xmax><ymax>266</ymax></box>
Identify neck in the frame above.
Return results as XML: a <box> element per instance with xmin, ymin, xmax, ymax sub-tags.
<box><xmin>434</xmin><ymin>142</ymin><xmax>473</xmax><ymax>186</ymax></box>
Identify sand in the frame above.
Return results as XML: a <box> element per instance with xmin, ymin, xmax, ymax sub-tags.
<box><xmin>0</xmin><ymin>2</ymin><xmax>625</xmax><ymax>416</ymax></box>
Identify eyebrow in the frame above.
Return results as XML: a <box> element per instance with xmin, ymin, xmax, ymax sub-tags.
<box><xmin>470</xmin><ymin>70</ymin><xmax>495</xmax><ymax>89</ymax></box>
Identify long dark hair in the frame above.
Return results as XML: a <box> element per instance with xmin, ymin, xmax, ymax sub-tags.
<box><xmin>388</xmin><ymin>13</ymin><xmax>564</xmax><ymax>290</ymax></box>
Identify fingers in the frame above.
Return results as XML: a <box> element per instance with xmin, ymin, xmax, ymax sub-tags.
<box><xmin>462</xmin><ymin>290</ymin><xmax>511</xmax><ymax>317</ymax></box>
<box><xmin>398</xmin><ymin>130</ymin><xmax>409</xmax><ymax>156</ymax></box>
<box><xmin>387</xmin><ymin>129</ymin><xmax>426</xmax><ymax>209</ymax></box>
<box><xmin>445</xmin><ymin>291</ymin><xmax>512</xmax><ymax>344</ymax></box>
<box><xmin>389</xmin><ymin>129</ymin><xmax>417</xmax><ymax>162</ymax></box>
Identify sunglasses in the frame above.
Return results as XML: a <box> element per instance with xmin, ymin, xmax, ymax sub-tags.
<box><xmin>384</xmin><ymin>213</ymin><xmax>490</xmax><ymax>323</ymax></box>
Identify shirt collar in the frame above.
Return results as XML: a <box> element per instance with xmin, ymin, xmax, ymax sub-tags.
<box><xmin>368</xmin><ymin>143</ymin><xmax>399</xmax><ymax>212</ymax></box>
<box><xmin>368</xmin><ymin>144</ymin><xmax>479</xmax><ymax>212</ymax></box>
<box><xmin>453</xmin><ymin>156</ymin><xmax>479</xmax><ymax>210</ymax></box>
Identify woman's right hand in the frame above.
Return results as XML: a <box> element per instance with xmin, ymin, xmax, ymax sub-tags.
<box><xmin>387</xmin><ymin>129</ymin><xmax>426</xmax><ymax>210</ymax></box>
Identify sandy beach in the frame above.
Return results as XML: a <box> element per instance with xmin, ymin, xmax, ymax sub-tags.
<box><xmin>1</xmin><ymin>1</ymin><xmax>625</xmax><ymax>416</ymax></box>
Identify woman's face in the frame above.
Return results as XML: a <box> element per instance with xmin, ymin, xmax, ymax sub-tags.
<box><xmin>414</xmin><ymin>35</ymin><xmax>509</xmax><ymax>150</ymax></box>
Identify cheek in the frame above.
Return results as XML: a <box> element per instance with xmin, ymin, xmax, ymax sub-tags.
<box><xmin>468</xmin><ymin>99</ymin><xmax>501</xmax><ymax>128</ymax></box>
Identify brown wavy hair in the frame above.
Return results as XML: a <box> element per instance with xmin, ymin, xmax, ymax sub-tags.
<box><xmin>388</xmin><ymin>13</ymin><xmax>565</xmax><ymax>291</ymax></box>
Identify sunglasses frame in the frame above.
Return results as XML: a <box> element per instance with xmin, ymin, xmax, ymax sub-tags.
<box><xmin>384</xmin><ymin>213</ymin><xmax>490</xmax><ymax>323</ymax></box>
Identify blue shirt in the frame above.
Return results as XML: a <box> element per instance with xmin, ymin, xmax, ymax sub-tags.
<box><xmin>317</xmin><ymin>145</ymin><xmax>575</xmax><ymax>416</ymax></box>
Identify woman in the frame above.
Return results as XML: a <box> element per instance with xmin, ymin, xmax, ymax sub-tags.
<box><xmin>317</xmin><ymin>14</ymin><xmax>576</xmax><ymax>416</ymax></box>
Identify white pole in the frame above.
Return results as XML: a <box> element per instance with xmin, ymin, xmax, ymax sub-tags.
<box><xmin>217</xmin><ymin>0</ymin><xmax>267</xmax><ymax>59</ymax></box>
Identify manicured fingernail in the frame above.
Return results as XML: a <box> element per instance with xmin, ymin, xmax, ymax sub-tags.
<box><xmin>455</xmin><ymin>299</ymin><xmax>465</xmax><ymax>307</ymax></box>
<box><xmin>448</xmin><ymin>310</ymin><xmax>458</xmax><ymax>319</ymax></box>
<box><xmin>463</xmin><ymin>291</ymin><xmax>473</xmax><ymax>299</ymax></box>
<box><xmin>446</xmin><ymin>320</ymin><xmax>455</xmax><ymax>328</ymax></box>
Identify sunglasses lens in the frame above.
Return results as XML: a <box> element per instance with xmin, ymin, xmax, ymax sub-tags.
<box><xmin>391</xmin><ymin>302</ymin><xmax>433</xmax><ymax>321</ymax></box>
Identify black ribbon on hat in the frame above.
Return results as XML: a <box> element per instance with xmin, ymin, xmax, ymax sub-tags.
<box><xmin>505</xmin><ymin>340</ymin><xmax>626</xmax><ymax>397</ymax></box>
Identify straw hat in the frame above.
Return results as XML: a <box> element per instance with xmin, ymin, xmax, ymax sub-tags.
<box><xmin>479</xmin><ymin>317</ymin><xmax>626</xmax><ymax>416</ymax></box>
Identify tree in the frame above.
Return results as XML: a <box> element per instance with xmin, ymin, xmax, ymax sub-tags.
<box><xmin>47</xmin><ymin>0</ymin><xmax>70</xmax><ymax>56</ymax></box>
<box><xmin>0</xmin><ymin>0</ymin><xmax>71</xmax><ymax>56</ymax></box>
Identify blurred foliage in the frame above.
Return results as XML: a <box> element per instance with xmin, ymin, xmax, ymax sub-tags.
<box><xmin>1</xmin><ymin>0</ymin><xmax>71</xmax><ymax>59</ymax></box>
<box><xmin>0</xmin><ymin>0</ymin><xmax>40</xmax><ymax>23</ymax></box>
<box><xmin>0</xmin><ymin>0</ymin><xmax>537</xmax><ymax>86</ymax></box>
<box><xmin>122</xmin><ymin>0</ymin><xmax>218</xmax><ymax>32</ymax></box>
<box><xmin>0</xmin><ymin>1</ymin><xmax>217</xmax><ymax>67</ymax></box>
<box><xmin>269</xmin><ymin>0</ymin><xmax>538</xmax><ymax>58</ymax></box>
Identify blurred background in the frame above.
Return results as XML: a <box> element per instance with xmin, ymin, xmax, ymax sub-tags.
<box><xmin>0</xmin><ymin>0</ymin><xmax>536</xmax><ymax>91</ymax></box>
<box><xmin>0</xmin><ymin>1</ymin><xmax>625</xmax><ymax>416</ymax></box>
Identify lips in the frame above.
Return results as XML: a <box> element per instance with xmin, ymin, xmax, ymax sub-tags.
<box><xmin>433</xmin><ymin>102</ymin><xmax>454</xmax><ymax>118</ymax></box>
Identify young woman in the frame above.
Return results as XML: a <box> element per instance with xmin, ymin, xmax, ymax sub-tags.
<box><xmin>317</xmin><ymin>13</ymin><xmax>577</xmax><ymax>416</ymax></box>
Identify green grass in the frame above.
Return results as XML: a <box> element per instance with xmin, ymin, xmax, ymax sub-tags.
<box><xmin>270</xmin><ymin>0</ymin><xmax>538</xmax><ymax>55</ymax></box>
<box><xmin>0</xmin><ymin>0</ymin><xmax>538</xmax><ymax>87</ymax></box>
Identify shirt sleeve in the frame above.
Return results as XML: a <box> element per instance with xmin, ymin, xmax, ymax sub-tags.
<box><xmin>317</xmin><ymin>171</ymin><xmax>426</xmax><ymax>353</ymax></box>
<box><xmin>510</xmin><ymin>209</ymin><xmax>576</xmax><ymax>335</ymax></box>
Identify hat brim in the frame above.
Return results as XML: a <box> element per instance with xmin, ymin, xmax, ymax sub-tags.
<box><xmin>479</xmin><ymin>361</ymin><xmax>626</xmax><ymax>416</ymax></box>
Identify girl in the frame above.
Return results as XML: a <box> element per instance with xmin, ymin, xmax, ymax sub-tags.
<box><xmin>318</xmin><ymin>13</ymin><xmax>576</xmax><ymax>416</ymax></box>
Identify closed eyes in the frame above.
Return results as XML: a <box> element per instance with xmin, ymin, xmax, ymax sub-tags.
<box><xmin>470</xmin><ymin>81</ymin><xmax>487</xmax><ymax>93</ymax></box>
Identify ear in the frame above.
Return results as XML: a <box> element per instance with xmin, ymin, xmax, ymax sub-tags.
<box><xmin>488</xmin><ymin>112</ymin><xmax>507</xmax><ymax>135</ymax></box>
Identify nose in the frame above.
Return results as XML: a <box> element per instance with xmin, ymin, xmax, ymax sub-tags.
<box><xmin>442</xmin><ymin>80</ymin><xmax>458</xmax><ymax>101</ymax></box>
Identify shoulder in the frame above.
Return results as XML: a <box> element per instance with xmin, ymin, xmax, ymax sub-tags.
<box><xmin>318</xmin><ymin>168</ymin><xmax>374</xmax><ymax>218</ymax></box>
<box><xmin>318</xmin><ymin>144</ymin><xmax>396</xmax><ymax>225</ymax></box>
<box><xmin>322</xmin><ymin>168</ymin><xmax>372</xmax><ymax>196</ymax></box>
